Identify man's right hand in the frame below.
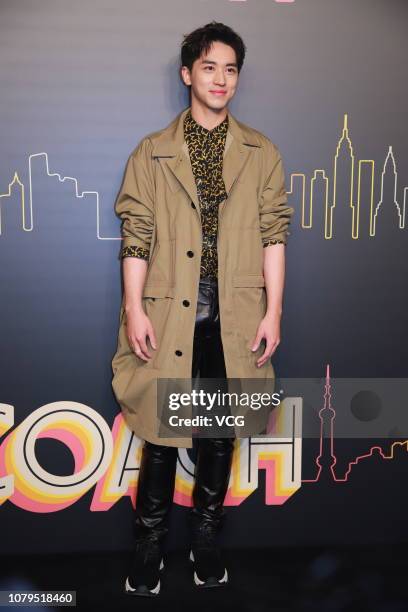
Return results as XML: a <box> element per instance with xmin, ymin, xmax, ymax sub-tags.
<box><xmin>125</xmin><ymin>307</ymin><xmax>157</xmax><ymax>361</ymax></box>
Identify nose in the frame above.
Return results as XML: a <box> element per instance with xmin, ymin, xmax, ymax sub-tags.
<box><xmin>213</xmin><ymin>67</ymin><xmax>226</xmax><ymax>87</ymax></box>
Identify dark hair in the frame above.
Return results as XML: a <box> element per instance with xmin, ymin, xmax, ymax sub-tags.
<box><xmin>181</xmin><ymin>21</ymin><xmax>246</xmax><ymax>73</ymax></box>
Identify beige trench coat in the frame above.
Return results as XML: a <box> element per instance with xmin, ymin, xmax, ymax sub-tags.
<box><xmin>111</xmin><ymin>106</ymin><xmax>294</xmax><ymax>448</ymax></box>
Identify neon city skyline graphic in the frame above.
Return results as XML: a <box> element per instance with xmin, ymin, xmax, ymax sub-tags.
<box><xmin>0</xmin><ymin>114</ymin><xmax>406</xmax><ymax>240</ymax></box>
<box><xmin>299</xmin><ymin>365</ymin><xmax>408</xmax><ymax>485</ymax></box>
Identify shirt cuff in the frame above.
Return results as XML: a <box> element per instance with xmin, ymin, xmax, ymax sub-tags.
<box><xmin>121</xmin><ymin>245</ymin><xmax>150</xmax><ymax>260</ymax></box>
<box><xmin>262</xmin><ymin>239</ymin><xmax>286</xmax><ymax>247</ymax></box>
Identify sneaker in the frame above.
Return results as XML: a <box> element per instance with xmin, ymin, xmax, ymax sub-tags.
<box><xmin>189</xmin><ymin>520</ymin><xmax>229</xmax><ymax>588</ymax></box>
<box><xmin>124</xmin><ymin>534</ymin><xmax>165</xmax><ymax>597</ymax></box>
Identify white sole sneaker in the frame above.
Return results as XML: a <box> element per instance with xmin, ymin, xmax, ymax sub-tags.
<box><xmin>124</xmin><ymin>557</ymin><xmax>164</xmax><ymax>597</ymax></box>
<box><xmin>189</xmin><ymin>549</ymin><xmax>228</xmax><ymax>587</ymax></box>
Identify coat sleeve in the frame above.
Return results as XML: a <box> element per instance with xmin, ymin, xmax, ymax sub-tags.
<box><xmin>259</xmin><ymin>140</ymin><xmax>294</xmax><ymax>246</ymax></box>
<box><xmin>114</xmin><ymin>137</ymin><xmax>155</xmax><ymax>260</ymax></box>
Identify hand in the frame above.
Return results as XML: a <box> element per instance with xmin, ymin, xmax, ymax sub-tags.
<box><xmin>251</xmin><ymin>313</ymin><xmax>281</xmax><ymax>368</ymax></box>
<box><xmin>126</xmin><ymin>306</ymin><xmax>157</xmax><ymax>362</ymax></box>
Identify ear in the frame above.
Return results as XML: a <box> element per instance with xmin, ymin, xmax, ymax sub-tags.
<box><xmin>180</xmin><ymin>65</ymin><xmax>191</xmax><ymax>86</ymax></box>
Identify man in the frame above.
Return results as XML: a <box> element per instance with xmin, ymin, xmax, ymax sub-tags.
<box><xmin>111</xmin><ymin>21</ymin><xmax>294</xmax><ymax>596</ymax></box>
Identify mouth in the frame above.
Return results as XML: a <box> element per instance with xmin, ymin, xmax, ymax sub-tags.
<box><xmin>209</xmin><ymin>90</ymin><xmax>227</xmax><ymax>95</ymax></box>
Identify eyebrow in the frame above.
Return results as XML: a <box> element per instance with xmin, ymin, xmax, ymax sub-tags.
<box><xmin>201</xmin><ymin>59</ymin><xmax>238</xmax><ymax>67</ymax></box>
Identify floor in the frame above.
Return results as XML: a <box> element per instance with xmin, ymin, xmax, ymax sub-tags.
<box><xmin>1</xmin><ymin>544</ymin><xmax>406</xmax><ymax>611</ymax></box>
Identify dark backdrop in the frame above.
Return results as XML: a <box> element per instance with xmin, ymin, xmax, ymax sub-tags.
<box><xmin>1</xmin><ymin>0</ymin><xmax>407</xmax><ymax>555</ymax></box>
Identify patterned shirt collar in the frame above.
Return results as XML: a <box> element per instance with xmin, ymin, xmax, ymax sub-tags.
<box><xmin>184</xmin><ymin>109</ymin><xmax>229</xmax><ymax>138</ymax></box>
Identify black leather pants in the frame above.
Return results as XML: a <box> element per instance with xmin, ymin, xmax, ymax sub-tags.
<box><xmin>133</xmin><ymin>278</ymin><xmax>235</xmax><ymax>543</ymax></box>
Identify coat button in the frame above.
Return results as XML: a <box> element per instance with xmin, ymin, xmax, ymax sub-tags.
<box><xmin>187</xmin><ymin>250</ymin><xmax>194</xmax><ymax>257</ymax></box>
<box><xmin>191</xmin><ymin>202</ymin><xmax>196</xmax><ymax>209</ymax></box>
<box><xmin>175</xmin><ymin>350</ymin><xmax>183</xmax><ymax>356</ymax></box>
<box><xmin>182</xmin><ymin>299</ymin><xmax>190</xmax><ymax>307</ymax></box>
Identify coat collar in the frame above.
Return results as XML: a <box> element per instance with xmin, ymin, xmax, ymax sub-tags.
<box><xmin>150</xmin><ymin>106</ymin><xmax>261</xmax><ymax>213</ymax></box>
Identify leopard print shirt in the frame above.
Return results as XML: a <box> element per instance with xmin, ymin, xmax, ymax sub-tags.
<box><xmin>183</xmin><ymin>109</ymin><xmax>228</xmax><ymax>279</ymax></box>
<box><xmin>121</xmin><ymin>110</ymin><xmax>284</xmax><ymax>268</ymax></box>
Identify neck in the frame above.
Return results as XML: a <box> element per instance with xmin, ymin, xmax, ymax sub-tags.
<box><xmin>190</xmin><ymin>99</ymin><xmax>228</xmax><ymax>130</ymax></box>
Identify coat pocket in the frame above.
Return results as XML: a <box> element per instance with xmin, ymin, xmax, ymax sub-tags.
<box><xmin>145</xmin><ymin>239</ymin><xmax>176</xmax><ymax>287</ymax></box>
<box><xmin>231</xmin><ymin>275</ymin><xmax>267</xmax><ymax>358</ymax></box>
<box><xmin>142</xmin><ymin>285</ymin><xmax>175</xmax><ymax>298</ymax></box>
<box><xmin>115</xmin><ymin>286</ymin><xmax>174</xmax><ymax>372</ymax></box>
<box><xmin>232</xmin><ymin>274</ymin><xmax>265</xmax><ymax>288</ymax></box>
<box><xmin>142</xmin><ymin>288</ymin><xmax>174</xmax><ymax>369</ymax></box>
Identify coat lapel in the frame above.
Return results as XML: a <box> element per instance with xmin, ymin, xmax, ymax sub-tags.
<box><xmin>150</xmin><ymin>106</ymin><xmax>261</xmax><ymax>222</ymax></box>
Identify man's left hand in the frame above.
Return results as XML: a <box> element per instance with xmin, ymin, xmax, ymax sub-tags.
<box><xmin>251</xmin><ymin>313</ymin><xmax>281</xmax><ymax>368</ymax></box>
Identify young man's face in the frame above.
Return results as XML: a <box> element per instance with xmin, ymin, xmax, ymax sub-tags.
<box><xmin>181</xmin><ymin>40</ymin><xmax>239</xmax><ymax>112</ymax></box>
